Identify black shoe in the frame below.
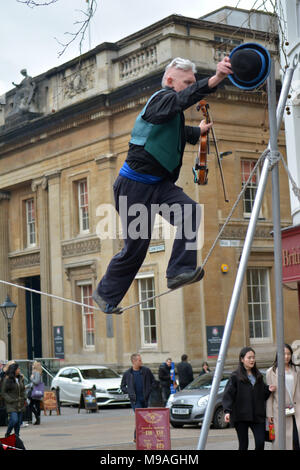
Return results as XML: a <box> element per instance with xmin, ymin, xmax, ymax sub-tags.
<box><xmin>92</xmin><ymin>290</ymin><xmax>122</xmax><ymax>314</ymax></box>
<box><xmin>34</xmin><ymin>417</ymin><xmax>40</xmax><ymax>425</ymax></box>
<box><xmin>167</xmin><ymin>267</ymin><xmax>204</xmax><ymax>290</ymax></box>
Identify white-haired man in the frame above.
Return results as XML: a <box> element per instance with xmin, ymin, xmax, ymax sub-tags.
<box><xmin>93</xmin><ymin>56</ymin><xmax>232</xmax><ymax>314</ymax></box>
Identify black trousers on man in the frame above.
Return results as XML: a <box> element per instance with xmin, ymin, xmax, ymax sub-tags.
<box><xmin>97</xmin><ymin>176</ymin><xmax>200</xmax><ymax>307</ymax></box>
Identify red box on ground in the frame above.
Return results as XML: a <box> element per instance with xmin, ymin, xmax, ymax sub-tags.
<box><xmin>135</xmin><ymin>407</ymin><xmax>171</xmax><ymax>450</ymax></box>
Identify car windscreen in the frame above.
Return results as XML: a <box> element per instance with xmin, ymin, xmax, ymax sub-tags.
<box><xmin>186</xmin><ymin>374</ymin><xmax>229</xmax><ymax>390</ymax></box>
<box><xmin>80</xmin><ymin>368</ymin><xmax>120</xmax><ymax>379</ymax></box>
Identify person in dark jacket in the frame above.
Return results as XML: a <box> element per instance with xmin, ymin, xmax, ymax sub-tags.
<box><xmin>177</xmin><ymin>354</ymin><xmax>194</xmax><ymax>390</ymax></box>
<box><xmin>92</xmin><ymin>55</ymin><xmax>232</xmax><ymax>314</ymax></box>
<box><xmin>222</xmin><ymin>347</ymin><xmax>276</xmax><ymax>450</ymax></box>
<box><xmin>121</xmin><ymin>353</ymin><xmax>155</xmax><ymax>442</ymax></box>
<box><xmin>159</xmin><ymin>358</ymin><xmax>177</xmax><ymax>405</ymax></box>
<box><xmin>1</xmin><ymin>362</ymin><xmax>25</xmax><ymax>438</ymax></box>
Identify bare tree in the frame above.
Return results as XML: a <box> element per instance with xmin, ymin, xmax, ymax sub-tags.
<box><xmin>16</xmin><ymin>0</ymin><xmax>98</xmax><ymax>57</ymax></box>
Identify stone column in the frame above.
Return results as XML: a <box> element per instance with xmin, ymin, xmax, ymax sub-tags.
<box><xmin>45</xmin><ymin>170</ymin><xmax>63</xmax><ymax>330</ymax></box>
<box><xmin>0</xmin><ymin>191</ymin><xmax>10</xmax><ymax>347</ymax></box>
<box><xmin>32</xmin><ymin>177</ymin><xmax>52</xmax><ymax>357</ymax></box>
<box><xmin>95</xmin><ymin>153</ymin><xmax>122</xmax><ymax>363</ymax></box>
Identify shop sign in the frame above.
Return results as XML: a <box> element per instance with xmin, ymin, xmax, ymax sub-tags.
<box><xmin>206</xmin><ymin>325</ymin><xmax>224</xmax><ymax>358</ymax></box>
<box><xmin>282</xmin><ymin>225</ymin><xmax>300</xmax><ymax>283</ymax></box>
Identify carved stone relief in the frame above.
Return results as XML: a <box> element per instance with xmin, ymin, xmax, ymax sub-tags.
<box><xmin>62</xmin><ymin>62</ymin><xmax>95</xmax><ymax>99</ymax></box>
<box><xmin>62</xmin><ymin>237</ymin><xmax>101</xmax><ymax>258</ymax></box>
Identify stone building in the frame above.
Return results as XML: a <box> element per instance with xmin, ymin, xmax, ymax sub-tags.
<box><xmin>0</xmin><ymin>7</ymin><xmax>298</xmax><ymax>370</ymax></box>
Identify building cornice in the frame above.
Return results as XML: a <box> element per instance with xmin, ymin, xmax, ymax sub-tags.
<box><xmin>0</xmin><ymin>70</ymin><xmax>277</xmax><ymax>158</ymax></box>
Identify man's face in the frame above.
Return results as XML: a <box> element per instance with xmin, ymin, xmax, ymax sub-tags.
<box><xmin>166</xmin><ymin>68</ymin><xmax>196</xmax><ymax>92</ymax></box>
<box><xmin>133</xmin><ymin>355</ymin><xmax>142</xmax><ymax>368</ymax></box>
<box><xmin>166</xmin><ymin>359</ymin><xmax>172</xmax><ymax>367</ymax></box>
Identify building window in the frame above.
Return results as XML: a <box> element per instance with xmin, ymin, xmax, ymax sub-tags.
<box><xmin>80</xmin><ymin>284</ymin><xmax>95</xmax><ymax>349</ymax></box>
<box><xmin>241</xmin><ymin>159</ymin><xmax>261</xmax><ymax>217</ymax></box>
<box><xmin>138</xmin><ymin>277</ymin><xmax>157</xmax><ymax>347</ymax></box>
<box><xmin>214</xmin><ymin>36</ymin><xmax>241</xmax><ymax>47</ymax></box>
<box><xmin>25</xmin><ymin>198</ymin><xmax>36</xmax><ymax>246</ymax></box>
<box><xmin>247</xmin><ymin>268</ymin><xmax>272</xmax><ymax>342</ymax></box>
<box><xmin>78</xmin><ymin>179</ymin><xmax>89</xmax><ymax>233</ymax></box>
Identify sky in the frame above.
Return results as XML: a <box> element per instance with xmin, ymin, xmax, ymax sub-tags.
<box><xmin>0</xmin><ymin>0</ymin><xmax>274</xmax><ymax>95</ymax></box>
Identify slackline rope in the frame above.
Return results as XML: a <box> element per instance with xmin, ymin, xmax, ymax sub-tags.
<box><xmin>1</xmin><ymin>148</ymin><xmax>297</xmax><ymax>314</ymax></box>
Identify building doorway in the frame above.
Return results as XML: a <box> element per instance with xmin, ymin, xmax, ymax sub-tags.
<box><xmin>25</xmin><ymin>276</ymin><xmax>42</xmax><ymax>359</ymax></box>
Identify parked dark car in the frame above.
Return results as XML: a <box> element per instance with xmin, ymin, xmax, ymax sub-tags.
<box><xmin>166</xmin><ymin>371</ymin><xmax>231</xmax><ymax>429</ymax></box>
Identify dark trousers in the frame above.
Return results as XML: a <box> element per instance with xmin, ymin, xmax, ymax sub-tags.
<box><xmin>161</xmin><ymin>386</ymin><xmax>171</xmax><ymax>406</ymax></box>
<box><xmin>132</xmin><ymin>398</ymin><xmax>147</xmax><ymax>440</ymax></box>
<box><xmin>293</xmin><ymin>416</ymin><xmax>300</xmax><ymax>450</ymax></box>
<box><xmin>30</xmin><ymin>399</ymin><xmax>41</xmax><ymax>421</ymax></box>
<box><xmin>97</xmin><ymin>176</ymin><xmax>200</xmax><ymax>306</ymax></box>
<box><xmin>234</xmin><ymin>421</ymin><xmax>265</xmax><ymax>450</ymax></box>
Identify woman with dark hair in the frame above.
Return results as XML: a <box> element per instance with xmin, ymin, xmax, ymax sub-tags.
<box><xmin>266</xmin><ymin>343</ymin><xmax>300</xmax><ymax>450</ymax></box>
<box><xmin>1</xmin><ymin>363</ymin><xmax>25</xmax><ymax>438</ymax></box>
<box><xmin>222</xmin><ymin>347</ymin><xmax>276</xmax><ymax>450</ymax></box>
<box><xmin>199</xmin><ymin>361</ymin><xmax>211</xmax><ymax>376</ymax></box>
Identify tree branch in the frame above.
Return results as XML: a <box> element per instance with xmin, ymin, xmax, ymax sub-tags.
<box><xmin>16</xmin><ymin>0</ymin><xmax>98</xmax><ymax>57</ymax></box>
<box><xmin>17</xmin><ymin>0</ymin><xmax>59</xmax><ymax>6</ymax></box>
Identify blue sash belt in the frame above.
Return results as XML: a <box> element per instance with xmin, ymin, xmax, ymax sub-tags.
<box><xmin>119</xmin><ymin>161</ymin><xmax>162</xmax><ymax>184</ymax></box>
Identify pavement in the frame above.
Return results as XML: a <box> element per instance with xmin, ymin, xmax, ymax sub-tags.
<box><xmin>0</xmin><ymin>405</ymin><xmax>273</xmax><ymax>452</ymax></box>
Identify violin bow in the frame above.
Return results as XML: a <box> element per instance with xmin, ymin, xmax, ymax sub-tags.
<box><xmin>206</xmin><ymin>105</ymin><xmax>229</xmax><ymax>203</ymax></box>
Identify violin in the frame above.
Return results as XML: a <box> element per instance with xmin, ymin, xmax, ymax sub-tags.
<box><xmin>192</xmin><ymin>100</ymin><xmax>229</xmax><ymax>203</ymax></box>
<box><xmin>193</xmin><ymin>100</ymin><xmax>210</xmax><ymax>185</ymax></box>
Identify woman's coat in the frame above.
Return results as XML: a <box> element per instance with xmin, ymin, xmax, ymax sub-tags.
<box><xmin>266</xmin><ymin>366</ymin><xmax>300</xmax><ymax>450</ymax></box>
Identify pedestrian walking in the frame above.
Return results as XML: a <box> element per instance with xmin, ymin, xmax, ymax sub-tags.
<box><xmin>222</xmin><ymin>346</ymin><xmax>276</xmax><ymax>450</ymax></box>
<box><xmin>121</xmin><ymin>353</ymin><xmax>155</xmax><ymax>441</ymax></box>
<box><xmin>266</xmin><ymin>343</ymin><xmax>300</xmax><ymax>450</ymax></box>
<box><xmin>1</xmin><ymin>362</ymin><xmax>25</xmax><ymax>438</ymax></box>
<box><xmin>177</xmin><ymin>354</ymin><xmax>194</xmax><ymax>390</ymax></box>
<box><xmin>29</xmin><ymin>361</ymin><xmax>44</xmax><ymax>425</ymax></box>
<box><xmin>159</xmin><ymin>357</ymin><xmax>177</xmax><ymax>405</ymax></box>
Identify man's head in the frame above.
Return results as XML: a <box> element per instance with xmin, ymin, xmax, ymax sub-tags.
<box><xmin>131</xmin><ymin>353</ymin><xmax>142</xmax><ymax>370</ymax></box>
<box><xmin>162</xmin><ymin>58</ymin><xmax>196</xmax><ymax>92</ymax></box>
<box><xmin>181</xmin><ymin>354</ymin><xmax>188</xmax><ymax>362</ymax></box>
<box><xmin>166</xmin><ymin>358</ymin><xmax>172</xmax><ymax>367</ymax></box>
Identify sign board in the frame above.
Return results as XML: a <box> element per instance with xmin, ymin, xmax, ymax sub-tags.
<box><xmin>79</xmin><ymin>388</ymin><xmax>98</xmax><ymax>412</ymax></box>
<box><xmin>206</xmin><ymin>325</ymin><xmax>224</xmax><ymax>358</ymax></box>
<box><xmin>282</xmin><ymin>225</ymin><xmax>300</xmax><ymax>283</ymax></box>
<box><xmin>135</xmin><ymin>408</ymin><xmax>171</xmax><ymax>450</ymax></box>
<box><xmin>43</xmin><ymin>391</ymin><xmax>60</xmax><ymax>415</ymax></box>
<box><xmin>53</xmin><ymin>326</ymin><xmax>64</xmax><ymax>359</ymax></box>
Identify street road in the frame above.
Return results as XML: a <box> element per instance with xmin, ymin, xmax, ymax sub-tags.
<box><xmin>0</xmin><ymin>405</ymin><xmax>273</xmax><ymax>451</ymax></box>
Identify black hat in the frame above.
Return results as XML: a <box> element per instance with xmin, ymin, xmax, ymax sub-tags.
<box><xmin>228</xmin><ymin>42</ymin><xmax>271</xmax><ymax>90</ymax></box>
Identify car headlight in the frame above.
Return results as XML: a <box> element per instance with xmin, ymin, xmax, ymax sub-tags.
<box><xmin>197</xmin><ymin>395</ymin><xmax>209</xmax><ymax>407</ymax></box>
<box><xmin>166</xmin><ymin>394</ymin><xmax>175</xmax><ymax>407</ymax></box>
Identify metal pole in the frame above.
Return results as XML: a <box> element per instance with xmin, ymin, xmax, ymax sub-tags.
<box><xmin>268</xmin><ymin>61</ymin><xmax>286</xmax><ymax>449</ymax></box>
<box><xmin>7</xmin><ymin>320</ymin><xmax>12</xmax><ymax>361</ymax></box>
<box><xmin>197</xmin><ymin>64</ymin><xmax>294</xmax><ymax>450</ymax></box>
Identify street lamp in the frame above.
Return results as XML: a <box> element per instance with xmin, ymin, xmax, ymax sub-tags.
<box><xmin>0</xmin><ymin>295</ymin><xmax>17</xmax><ymax>360</ymax></box>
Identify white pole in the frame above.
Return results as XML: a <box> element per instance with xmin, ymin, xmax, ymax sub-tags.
<box><xmin>197</xmin><ymin>64</ymin><xmax>294</xmax><ymax>450</ymax></box>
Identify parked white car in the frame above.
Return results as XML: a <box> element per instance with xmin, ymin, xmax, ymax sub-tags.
<box><xmin>51</xmin><ymin>365</ymin><xmax>130</xmax><ymax>407</ymax></box>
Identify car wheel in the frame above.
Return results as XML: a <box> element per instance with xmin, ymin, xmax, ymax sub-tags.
<box><xmin>170</xmin><ymin>421</ymin><xmax>184</xmax><ymax>428</ymax></box>
<box><xmin>212</xmin><ymin>406</ymin><xmax>228</xmax><ymax>429</ymax></box>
